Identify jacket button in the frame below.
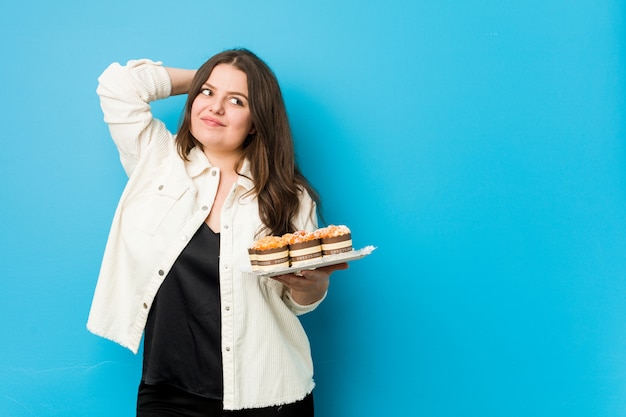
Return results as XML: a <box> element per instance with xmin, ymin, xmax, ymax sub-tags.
<box><xmin>158</xmin><ymin>270</ymin><xmax>164</xmax><ymax>276</ymax></box>
<box><xmin>143</xmin><ymin>303</ymin><xmax>148</xmax><ymax>309</ymax></box>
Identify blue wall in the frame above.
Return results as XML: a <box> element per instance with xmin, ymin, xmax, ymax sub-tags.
<box><xmin>1</xmin><ymin>1</ymin><xmax>625</xmax><ymax>415</ymax></box>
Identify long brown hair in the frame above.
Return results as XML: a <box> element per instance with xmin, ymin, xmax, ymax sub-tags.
<box><xmin>176</xmin><ymin>48</ymin><xmax>320</xmax><ymax>236</ymax></box>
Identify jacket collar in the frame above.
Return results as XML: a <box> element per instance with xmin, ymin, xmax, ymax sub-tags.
<box><xmin>185</xmin><ymin>146</ymin><xmax>255</xmax><ymax>193</ymax></box>
<box><xmin>185</xmin><ymin>146</ymin><xmax>212</xmax><ymax>178</ymax></box>
<box><xmin>235</xmin><ymin>159</ymin><xmax>255</xmax><ymax>192</ymax></box>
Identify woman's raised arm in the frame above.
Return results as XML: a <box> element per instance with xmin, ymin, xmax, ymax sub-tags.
<box><xmin>165</xmin><ymin>67</ymin><xmax>197</xmax><ymax>96</ymax></box>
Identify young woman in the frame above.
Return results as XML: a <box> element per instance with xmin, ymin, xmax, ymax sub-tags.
<box><xmin>87</xmin><ymin>49</ymin><xmax>347</xmax><ymax>416</ymax></box>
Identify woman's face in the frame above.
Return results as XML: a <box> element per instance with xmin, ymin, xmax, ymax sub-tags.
<box><xmin>190</xmin><ymin>64</ymin><xmax>254</xmax><ymax>159</ymax></box>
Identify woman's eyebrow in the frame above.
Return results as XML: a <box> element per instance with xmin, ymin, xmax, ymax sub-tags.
<box><xmin>203</xmin><ymin>82</ymin><xmax>249</xmax><ymax>100</ymax></box>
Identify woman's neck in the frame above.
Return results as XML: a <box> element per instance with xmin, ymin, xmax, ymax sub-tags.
<box><xmin>202</xmin><ymin>148</ymin><xmax>243</xmax><ymax>174</ymax></box>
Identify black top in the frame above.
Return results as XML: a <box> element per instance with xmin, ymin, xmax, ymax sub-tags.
<box><xmin>142</xmin><ymin>223</ymin><xmax>223</xmax><ymax>399</ymax></box>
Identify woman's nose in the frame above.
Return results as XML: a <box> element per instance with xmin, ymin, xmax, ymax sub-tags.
<box><xmin>209</xmin><ymin>99</ymin><xmax>224</xmax><ymax>114</ymax></box>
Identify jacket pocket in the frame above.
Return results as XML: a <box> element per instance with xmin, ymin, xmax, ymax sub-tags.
<box><xmin>123</xmin><ymin>178</ymin><xmax>190</xmax><ymax>236</ymax></box>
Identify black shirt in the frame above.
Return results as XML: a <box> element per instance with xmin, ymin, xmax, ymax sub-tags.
<box><xmin>142</xmin><ymin>223</ymin><xmax>223</xmax><ymax>399</ymax></box>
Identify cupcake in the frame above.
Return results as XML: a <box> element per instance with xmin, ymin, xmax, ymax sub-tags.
<box><xmin>317</xmin><ymin>225</ymin><xmax>353</xmax><ymax>255</ymax></box>
<box><xmin>284</xmin><ymin>230</ymin><xmax>322</xmax><ymax>267</ymax></box>
<box><xmin>247</xmin><ymin>247</ymin><xmax>259</xmax><ymax>271</ymax></box>
<box><xmin>249</xmin><ymin>236</ymin><xmax>290</xmax><ymax>271</ymax></box>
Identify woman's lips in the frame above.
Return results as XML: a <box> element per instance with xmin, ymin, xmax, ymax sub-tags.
<box><xmin>201</xmin><ymin>116</ymin><xmax>225</xmax><ymax>127</ymax></box>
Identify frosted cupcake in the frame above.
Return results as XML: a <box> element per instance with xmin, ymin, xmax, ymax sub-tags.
<box><xmin>317</xmin><ymin>225</ymin><xmax>353</xmax><ymax>255</ymax></box>
<box><xmin>249</xmin><ymin>236</ymin><xmax>290</xmax><ymax>271</ymax></box>
<box><xmin>284</xmin><ymin>230</ymin><xmax>322</xmax><ymax>267</ymax></box>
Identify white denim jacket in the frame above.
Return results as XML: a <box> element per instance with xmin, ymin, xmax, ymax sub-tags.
<box><xmin>87</xmin><ymin>59</ymin><xmax>323</xmax><ymax>410</ymax></box>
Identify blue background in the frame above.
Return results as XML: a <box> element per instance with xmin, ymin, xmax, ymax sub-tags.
<box><xmin>1</xmin><ymin>0</ymin><xmax>625</xmax><ymax>415</ymax></box>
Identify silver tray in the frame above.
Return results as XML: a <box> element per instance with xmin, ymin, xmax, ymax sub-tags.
<box><xmin>251</xmin><ymin>245</ymin><xmax>376</xmax><ymax>277</ymax></box>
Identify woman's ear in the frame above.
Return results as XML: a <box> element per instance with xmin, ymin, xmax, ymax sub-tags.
<box><xmin>249</xmin><ymin>125</ymin><xmax>256</xmax><ymax>135</ymax></box>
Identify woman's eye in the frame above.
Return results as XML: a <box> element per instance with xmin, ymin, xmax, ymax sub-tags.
<box><xmin>200</xmin><ymin>88</ymin><xmax>212</xmax><ymax>96</ymax></box>
<box><xmin>229</xmin><ymin>97</ymin><xmax>243</xmax><ymax>106</ymax></box>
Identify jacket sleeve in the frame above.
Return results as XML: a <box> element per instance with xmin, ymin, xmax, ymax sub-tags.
<box><xmin>96</xmin><ymin>59</ymin><xmax>173</xmax><ymax>177</ymax></box>
<box><xmin>281</xmin><ymin>190</ymin><xmax>328</xmax><ymax>315</ymax></box>
<box><xmin>293</xmin><ymin>189</ymin><xmax>318</xmax><ymax>233</ymax></box>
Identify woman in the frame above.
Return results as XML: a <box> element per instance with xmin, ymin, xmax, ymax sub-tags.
<box><xmin>87</xmin><ymin>49</ymin><xmax>347</xmax><ymax>416</ymax></box>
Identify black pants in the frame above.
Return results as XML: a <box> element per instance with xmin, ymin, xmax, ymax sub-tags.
<box><xmin>137</xmin><ymin>382</ymin><xmax>314</xmax><ymax>417</ymax></box>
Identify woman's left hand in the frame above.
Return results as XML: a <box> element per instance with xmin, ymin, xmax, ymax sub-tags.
<box><xmin>272</xmin><ymin>263</ymin><xmax>349</xmax><ymax>305</ymax></box>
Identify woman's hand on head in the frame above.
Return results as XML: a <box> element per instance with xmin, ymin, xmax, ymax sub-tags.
<box><xmin>165</xmin><ymin>67</ymin><xmax>197</xmax><ymax>96</ymax></box>
<box><xmin>272</xmin><ymin>263</ymin><xmax>349</xmax><ymax>306</ymax></box>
